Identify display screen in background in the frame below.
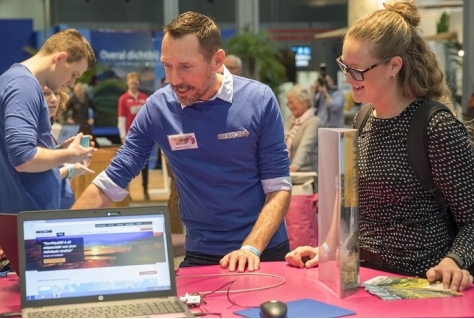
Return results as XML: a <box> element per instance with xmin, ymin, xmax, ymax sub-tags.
<box><xmin>291</xmin><ymin>45</ymin><xmax>312</xmax><ymax>68</ymax></box>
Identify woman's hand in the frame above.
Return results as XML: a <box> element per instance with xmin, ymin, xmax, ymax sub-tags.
<box><xmin>70</xmin><ymin>162</ymin><xmax>94</xmax><ymax>179</ymax></box>
<box><xmin>285</xmin><ymin>246</ymin><xmax>319</xmax><ymax>269</ymax></box>
<box><xmin>426</xmin><ymin>257</ymin><xmax>473</xmax><ymax>291</ymax></box>
<box><xmin>82</xmin><ymin>153</ymin><xmax>93</xmax><ymax>168</ymax></box>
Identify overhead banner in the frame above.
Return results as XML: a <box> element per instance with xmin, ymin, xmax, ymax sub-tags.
<box><xmin>90</xmin><ymin>30</ymin><xmax>159</xmax><ymax>128</ymax></box>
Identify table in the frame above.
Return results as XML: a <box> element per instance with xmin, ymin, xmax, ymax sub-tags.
<box><xmin>1</xmin><ymin>262</ymin><xmax>473</xmax><ymax>317</ymax></box>
<box><xmin>174</xmin><ymin>262</ymin><xmax>474</xmax><ymax>317</ymax></box>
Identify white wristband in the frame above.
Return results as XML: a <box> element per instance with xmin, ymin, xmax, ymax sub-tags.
<box><xmin>322</xmin><ymin>242</ymin><xmax>330</xmax><ymax>254</ymax></box>
<box><xmin>240</xmin><ymin>245</ymin><xmax>260</xmax><ymax>257</ymax></box>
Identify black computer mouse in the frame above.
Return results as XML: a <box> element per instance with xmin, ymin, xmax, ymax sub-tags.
<box><xmin>259</xmin><ymin>300</ymin><xmax>288</xmax><ymax>318</ymax></box>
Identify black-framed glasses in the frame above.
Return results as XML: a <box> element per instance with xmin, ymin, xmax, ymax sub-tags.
<box><xmin>336</xmin><ymin>56</ymin><xmax>393</xmax><ymax>81</ymax></box>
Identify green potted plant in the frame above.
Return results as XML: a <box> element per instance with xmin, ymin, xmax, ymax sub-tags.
<box><xmin>224</xmin><ymin>29</ymin><xmax>288</xmax><ymax>95</ymax></box>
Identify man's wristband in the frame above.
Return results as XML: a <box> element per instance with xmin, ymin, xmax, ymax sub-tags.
<box><xmin>67</xmin><ymin>164</ymin><xmax>75</xmax><ymax>179</ymax></box>
<box><xmin>240</xmin><ymin>245</ymin><xmax>260</xmax><ymax>257</ymax></box>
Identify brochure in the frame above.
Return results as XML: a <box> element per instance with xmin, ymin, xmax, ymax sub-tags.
<box><xmin>363</xmin><ymin>276</ymin><xmax>463</xmax><ymax>300</ymax></box>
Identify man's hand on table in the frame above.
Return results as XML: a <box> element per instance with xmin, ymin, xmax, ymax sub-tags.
<box><xmin>220</xmin><ymin>249</ymin><xmax>260</xmax><ymax>272</ymax></box>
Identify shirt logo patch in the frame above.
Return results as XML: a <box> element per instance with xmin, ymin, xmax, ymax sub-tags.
<box><xmin>217</xmin><ymin>130</ymin><xmax>249</xmax><ymax>140</ymax></box>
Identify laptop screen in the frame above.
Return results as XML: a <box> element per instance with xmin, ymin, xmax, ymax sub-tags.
<box><xmin>20</xmin><ymin>213</ymin><xmax>172</xmax><ymax>302</ymax></box>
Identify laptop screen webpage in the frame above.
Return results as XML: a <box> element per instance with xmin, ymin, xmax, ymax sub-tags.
<box><xmin>21</xmin><ymin>214</ymin><xmax>172</xmax><ymax>301</ymax></box>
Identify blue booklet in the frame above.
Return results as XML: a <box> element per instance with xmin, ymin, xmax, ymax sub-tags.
<box><xmin>234</xmin><ymin>298</ymin><xmax>356</xmax><ymax>318</ymax></box>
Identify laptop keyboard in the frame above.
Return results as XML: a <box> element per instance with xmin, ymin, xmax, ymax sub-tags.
<box><xmin>28</xmin><ymin>300</ymin><xmax>186</xmax><ymax>318</ymax></box>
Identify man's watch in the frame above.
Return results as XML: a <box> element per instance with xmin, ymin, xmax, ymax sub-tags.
<box><xmin>446</xmin><ymin>253</ymin><xmax>466</xmax><ymax>269</ymax></box>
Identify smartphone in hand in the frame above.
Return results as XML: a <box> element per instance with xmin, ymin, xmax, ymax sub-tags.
<box><xmin>80</xmin><ymin>136</ymin><xmax>90</xmax><ymax>148</ymax></box>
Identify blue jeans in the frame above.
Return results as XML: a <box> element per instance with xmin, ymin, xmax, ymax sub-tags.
<box><xmin>179</xmin><ymin>240</ymin><xmax>290</xmax><ymax>268</ymax></box>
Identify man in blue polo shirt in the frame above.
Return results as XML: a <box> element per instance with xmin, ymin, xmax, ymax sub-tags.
<box><xmin>0</xmin><ymin>28</ymin><xmax>96</xmax><ymax>213</ymax></box>
<box><xmin>73</xmin><ymin>12</ymin><xmax>292</xmax><ymax>272</ymax></box>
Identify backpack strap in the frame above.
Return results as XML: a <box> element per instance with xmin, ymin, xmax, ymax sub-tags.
<box><xmin>406</xmin><ymin>100</ymin><xmax>457</xmax><ymax>240</ymax></box>
<box><xmin>408</xmin><ymin>100</ymin><xmax>449</xmax><ymax>197</ymax></box>
<box><xmin>354</xmin><ymin>104</ymin><xmax>374</xmax><ymax>134</ymax></box>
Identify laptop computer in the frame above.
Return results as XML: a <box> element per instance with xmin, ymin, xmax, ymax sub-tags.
<box><xmin>56</xmin><ymin>124</ymin><xmax>80</xmax><ymax>144</ymax></box>
<box><xmin>17</xmin><ymin>206</ymin><xmax>194</xmax><ymax>318</ymax></box>
<box><xmin>0</xmin><ymin>213</ymin><xmax>21</xmax><ymax>276</ymax></box>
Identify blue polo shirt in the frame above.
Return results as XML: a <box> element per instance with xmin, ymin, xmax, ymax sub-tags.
<box><xmin>0</xmin><ymin>64</ymin><xmax>60</xmax><ymax>213</ymax></box>
<box><xmin>95</xmin><ymin>68</ymin><xmax>291</xmax><ymax>255</ymax></box>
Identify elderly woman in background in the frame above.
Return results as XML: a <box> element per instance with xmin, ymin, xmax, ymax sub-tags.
<box><xmin>284</xmin><ymin>84</ymin><xmax>321</xmax><ymax>179</ymax></box>
<box><xmin>284</xmin><ymin>84</ymin><xmax>321</xmax><ymax>251</ymax></box>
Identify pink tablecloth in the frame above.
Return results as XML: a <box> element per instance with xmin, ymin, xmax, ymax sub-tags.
<box><xmin>1</xmin><ymin>262</ymin><xmax>473</xmax><ymax>318</ymax></box>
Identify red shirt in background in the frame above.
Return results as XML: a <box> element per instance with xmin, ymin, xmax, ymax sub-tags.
<box><xmin>117</xmin><ymin>91</ymin><xmax>148</xmax><ymax>133</ymax></box>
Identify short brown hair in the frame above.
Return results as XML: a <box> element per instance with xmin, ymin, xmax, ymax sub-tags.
<box><xmin>164</xmin><ymin>11</ymin><xmax>222</xmax><ymax>62</ymax></box>
<box><xmin>38</xmin><ymin>28</ymin><xmax>96</xmax><ymax>69</ymax></box>
<box><xmin>127</xmin><ymin>72</ymin><xmax>141</xmax><ymax>81</ymax></box>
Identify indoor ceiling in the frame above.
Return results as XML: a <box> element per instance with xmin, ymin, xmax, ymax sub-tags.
<box><xmin>306</xmin><ymin>0</ymin><xmax>462</xmax><ymax>7</ymax></box>
<box><xmin>418</xmin><ymin>0</ymin><xmax>462</xmax><ymax>5</ymax></box>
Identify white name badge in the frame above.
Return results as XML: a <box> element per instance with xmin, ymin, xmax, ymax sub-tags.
<box><xmin>168</xmin><ymin>133</ymin><xmax>199</xmax><ymax>151</ymax></box>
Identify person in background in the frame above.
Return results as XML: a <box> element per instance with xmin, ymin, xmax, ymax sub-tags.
<box><xmin>463</xmin><ymin>85</ymin><xmax>474</xmax><ymax>120</ymax></box>
<box><xmin>85</xmin><ymin>75</ymin><xmax>99</xmax><ymax>100</ymax></box>
<box><xmin>64</xmin><ymin>82</ymin><xmax>97</xmax><ymax>136</ymax></box>
<box><xmin>284</xmin><ymin>85</ymin><xmax>320</xmax><ymax>178</ymax></box>
<box><xmin>285</xmin><ymin>1</ymin><xmax>474</xmax><ymax>292</ymax></box>
<box><xmin>73</xmin><ymin>11</ymin><xmax>291</xmax><ymax>273</ymax></box>
<box><xmin>0</xmin><ymin>28</ymin><xmax>95</xmax><ymax>214</ymax></box>
<box><xmin>350</xmin><ymin>100</ymin><xmax>364</xmax><ymax>113</ymax></box>
<box><xmin>117</xmin><ymin>72</ymin><xmax>150</xmax><ymax>200</ymax></box>
<box><xmin>313</xmin><ymin>74</ymin><xmax>345</xmax><ymax>128</ymax></box>
<box><xmin>0</xmin><ymin>248</ymin><xmax>9</xmax><ymax>274</ymax></box>
<box><xmin>224</xmin><ymin>54</ymin><xmax>242</xmax><ymax>76</ymax></box>
<box><xmin>43</xmin><ymin>86</ymin><xmax>94</xmax><ymax>208</ymax></box>
<box><xmin>284</xmin><ymin>85</ymin><xmax>320</xmax><ymax>251</ymax></box>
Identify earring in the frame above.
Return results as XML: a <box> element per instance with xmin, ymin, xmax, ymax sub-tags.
<box><xmin>391</xmin><ymin>74</ymin><xmax>396</xmax><ymax>78</ymax></box>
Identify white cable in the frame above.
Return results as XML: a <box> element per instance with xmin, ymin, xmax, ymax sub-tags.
<box><xmin>176</xmin><ymin>272</ymin><xmax>286</xmax><ymax>295</ymax></box>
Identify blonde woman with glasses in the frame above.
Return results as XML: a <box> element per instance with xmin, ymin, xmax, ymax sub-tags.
<box><xmin>286</xmin><ymin>1</ymin><xmax>474</xmax><ymax>292</ymax></box>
